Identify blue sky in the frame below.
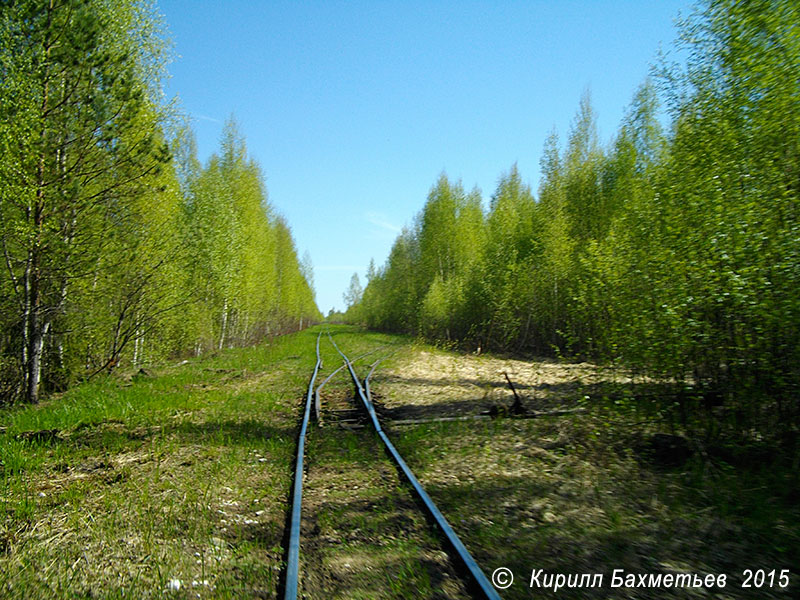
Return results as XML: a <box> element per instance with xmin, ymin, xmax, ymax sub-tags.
<box><xmin>158</xmin><ymin>0</ymin><xmax>693</xmax><ymax>314</ymax></box>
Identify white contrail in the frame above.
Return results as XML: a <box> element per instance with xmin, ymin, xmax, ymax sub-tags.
<box><xmin>365</xmin><ymin>212</ymin><xmax>401</xmax><ymax>233</ymax></box>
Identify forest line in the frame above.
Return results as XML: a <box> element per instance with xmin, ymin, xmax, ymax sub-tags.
<box><xmin>0</xmin><ymin>0</ymin><xmax>320</xmax><ymax>404</ymax></box>
<box><xmin>348</xmin><ymin>0</ymin><xmax>800</xmax><ymax>441</ymax></box>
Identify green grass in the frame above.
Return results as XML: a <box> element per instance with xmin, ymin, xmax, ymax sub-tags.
<box><xmin>0</xmin><ymin>326</ymin><xmax>328</xmax><ymax>599</ymax></box>
<box><xmin>391</xmin><ymin>420</ymin><xmax>798</xmax><ymax>600</ymax></box>
<box><xmin>373</xmin><ymin>343</ymin><xmax>799</xmax><ymax>600</ymax></box>
<box><xmin>4</xmin><ymin>326</ymin><xmax>794</xmax><ymax>598</ymax></box>
<box><xmin>0</xmin><ymin>325</ymin><xmax>445</xmax><ymax>599</ymax></box>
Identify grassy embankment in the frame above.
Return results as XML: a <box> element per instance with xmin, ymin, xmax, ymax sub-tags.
<box><xmin>1</xmin><ymin>325</ymin><xmax>797</xmax><ymax>599</ymax></box>
<box><xmin>0</xmin><ymin>326</ymin><xmax>324</xmax><ymax>598</ymax></box>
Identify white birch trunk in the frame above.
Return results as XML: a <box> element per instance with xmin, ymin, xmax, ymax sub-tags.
<box><xmin>219</xmin><ymin>298</ymin><xmax>228</xmax><ymax>350</ymax></box>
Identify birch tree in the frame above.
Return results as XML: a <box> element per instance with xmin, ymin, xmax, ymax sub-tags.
<box><xmin>0</xmin><ymin>0</ymin><xmax>171</xmax><ymax>402</ymax></box>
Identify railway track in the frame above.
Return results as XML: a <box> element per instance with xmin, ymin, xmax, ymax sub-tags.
<box><xmin>282</xmin><ymin>331</ymin><xmax>322</xmax><ymax>600</ymax></box>
<box><xmin>281</xmin><ymin>329</ymin><xmax>502</xmax><ymax>600</ymax></box>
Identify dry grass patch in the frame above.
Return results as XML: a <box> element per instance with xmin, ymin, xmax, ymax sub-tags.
<box><xmin>375</xmin><ymin>347</ymin><xmax>634</xmax><ymax>420</ymax></box>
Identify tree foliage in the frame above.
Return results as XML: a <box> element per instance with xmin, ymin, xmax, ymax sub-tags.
<box><xmin>355</xmin><ymin>0</ymin><xmax>800</xmax><ymax>439</ymax></box>
<box><xmin>0</xmin><ymin>1</ymin><xmax>319</xmax><ymax>403</ymax></box>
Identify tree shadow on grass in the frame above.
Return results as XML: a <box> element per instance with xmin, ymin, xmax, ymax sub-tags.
<box><xmin>372</xmin><ymin>375</ymin><xmax>589</xmax><ymax>421</ymax></box>
<box><xmin>170</xmin><ymin>419</ymin><xmax>296</xmax><ymax>446</ymax></box>
<box><xmin>11</xmin><ymin>418</ymin><xmax>299</xmax><ymax>459</ymax></box>
<box><xmin>375</xmin><ymin>374</ymin><xmax>702</xmax><ymax>425</ymax></box>
<box><xmin>301</xmin><ymin>485</ymin><xmax>473</xmax><ymax>599</ymax></box>
<box><xmin>417</xmin><ymin>473</ymin><xmax>797</xmax><ymax>600</ymax></box>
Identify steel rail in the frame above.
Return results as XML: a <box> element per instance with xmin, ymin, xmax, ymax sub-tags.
<box><xmin>331</xmin><ymin>337</ymin><xmax>503</xmax><ymax>600</ymax></box>
<box><xmin>282</xmin><ymin>331</ymin><xmax>322</xmax><ymax>600</ymax></box>
<box><xmin>313</xmin><ymin>363</ymin><xmax>346</xmax><ymax>423</ymax></box>
<box><xmin>314</xmin><ymin>348</ymin><xmax>384</xmax><ymax>423</ymax></box>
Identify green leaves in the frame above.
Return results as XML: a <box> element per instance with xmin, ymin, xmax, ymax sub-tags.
<box><xmin>0</xmin><ymin>2</ymin><xmax>319</xmax><ymax>403</ymax></box>
<box><xmin>181</xmin><ymin>118</ymin><xmax>320</xmax><ymax>352</ymax></box>
<box><xmin>357</xmin><ymin>0</ymin><xmax>800</xmax><ymax>439</ymax></box>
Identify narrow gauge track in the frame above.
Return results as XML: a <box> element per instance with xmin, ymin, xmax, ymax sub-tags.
<box><xmin>331</xmin><ymin>334</ymin><xmax>502</xmax><ymax>600</ymax></box>
<box><xmin>282</xmin><ymin>330</ymin><xmax>502</xmax><ymax>600</ymax></box>
<box><xmin>314</xmin><ymin>346</ymin><xmax>383</xmax><ymax>426</ymax></box>
<box><xmin>282</xmin><ymin>331</ymin><xmax>322</xmax><ymax>600</ymax></box>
